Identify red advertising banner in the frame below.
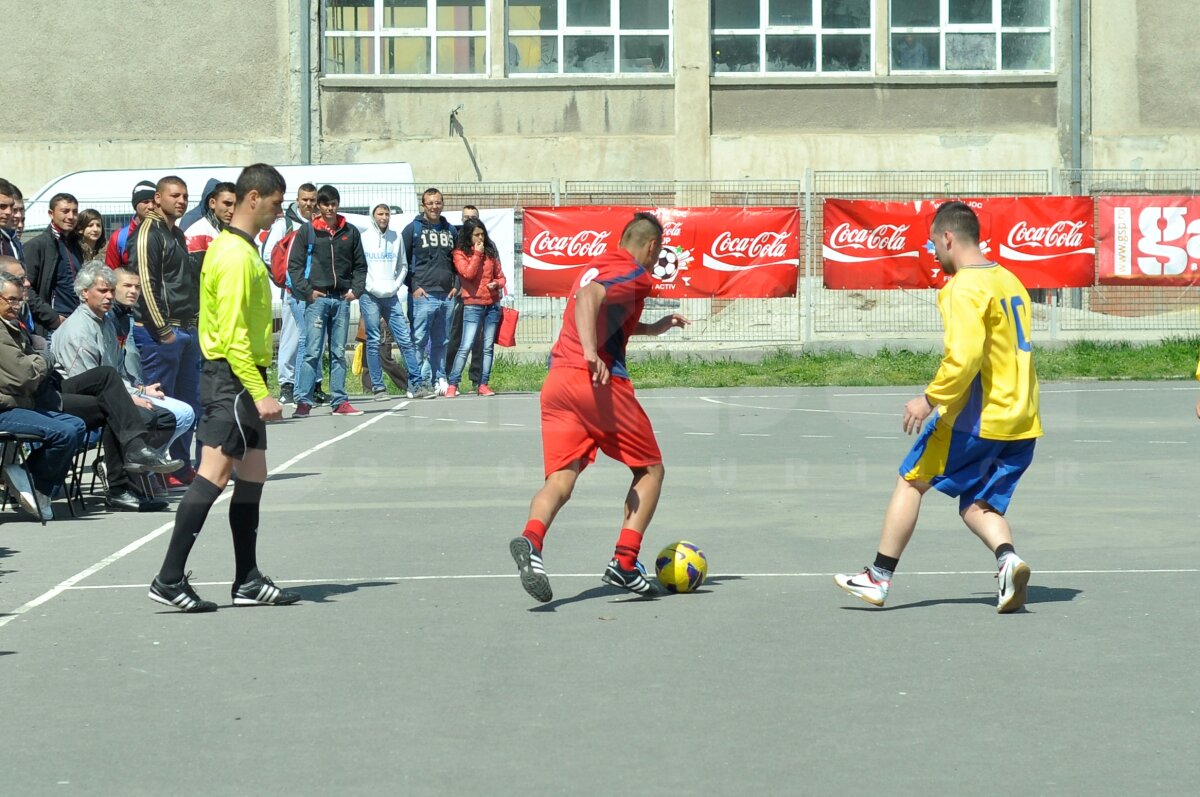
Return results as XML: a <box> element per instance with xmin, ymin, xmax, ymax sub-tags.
<box><xmin>522</xmin><ymin>207</ymin><xmax>800</xmax><ymax>298</ymax></box>
<box><xmin>823</xmin><ymin>197</ymin><xmax>1095</xmax><ymax>290</ymax></box>
<box><xmin>1097</xmin><ymin>196</ymin><xmax>1200</xmax><ymax>286</ymax></box>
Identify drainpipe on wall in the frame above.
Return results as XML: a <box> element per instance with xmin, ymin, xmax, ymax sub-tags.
<box><xmin>1070</xmin><ymin>0</ymin><xmax>1082</xmax><ymax>193</ymax></box>
<box><xmin>300</xmin><ymin>0</ymin><xmax>313</xmax><ymax>165</ymax></box>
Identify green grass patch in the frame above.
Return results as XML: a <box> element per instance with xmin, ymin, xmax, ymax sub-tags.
<box><xmin>269</xmin><ymin>338</ymin><xmax>1200</xmax><ymax>396</ymax></box>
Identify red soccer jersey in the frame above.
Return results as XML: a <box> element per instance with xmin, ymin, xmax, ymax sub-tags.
<box><xmin>549</xmin><ymin>250</ymin><xmax>652</xmax><ymax>379</ymax></box>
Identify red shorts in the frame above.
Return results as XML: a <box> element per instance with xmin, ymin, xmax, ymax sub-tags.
<box><xmin>540</xmin><ymin>367</ymin><xmax>663</xmax><ymax>477</ymax></box>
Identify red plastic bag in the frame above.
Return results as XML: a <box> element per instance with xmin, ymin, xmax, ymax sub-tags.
<box><xmin>497</xmin><ymin>306</ymin><xmax>519</xmax><ymax>347</ymax></box>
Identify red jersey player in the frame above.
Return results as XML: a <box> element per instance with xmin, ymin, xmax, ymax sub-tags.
<box><xmin>509</xmin><ymin>212</ymin><xmax>689</xmax><ymax>603</ymax></box>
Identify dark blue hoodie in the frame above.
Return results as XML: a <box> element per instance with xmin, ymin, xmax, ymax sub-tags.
<box><xmin>400</xmin><ymin>214</ymin><xmax>457</xmax><ymax>293</ymax></box>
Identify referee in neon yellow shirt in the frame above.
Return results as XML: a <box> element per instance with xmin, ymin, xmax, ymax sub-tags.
<box><xmin>149</xmin><ymin>164</ymin><xmax>301</xmax><ymax>612</ymax></box>
<box><xmin>836</xmin><ymin>201</ymin><xmax>1042</xmax><ymax>614</ymax></box>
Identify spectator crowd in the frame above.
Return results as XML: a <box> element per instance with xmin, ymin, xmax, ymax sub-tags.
<box><xmin>0</xmin><ymin>175</ymin><xmax>505</xmax><ymax>522</ymax></box>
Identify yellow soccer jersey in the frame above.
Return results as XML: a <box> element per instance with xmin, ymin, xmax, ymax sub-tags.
<box><xmin>925</xmin><ymin>264</ymin><xmax>1042</xmax><ymax>441</ymax></box>
<box><xmin>198</xmin><ymin>228</ymin><xmax>274</xmax><ymax>401</ymax></box>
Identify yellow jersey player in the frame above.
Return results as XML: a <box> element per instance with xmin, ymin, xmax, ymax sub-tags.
<box><xmin>835</xmin><ymin>201</ymin><xmax>1042</xmax><ymax>614</ymax></box>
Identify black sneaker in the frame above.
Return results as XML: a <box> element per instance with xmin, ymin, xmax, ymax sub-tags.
<box><xmin>280</xmin><ymin>383</ymin><xmax>295</xmax><ymax>405</ymax></box>
<box><xmin>148</xmin><ymin>572</ymin><xmax>218</xmax><ymax>613</ymax></box>
<box><xmin>313</xmin><ymin>387</ymin><xmax>330</xmax><ymax>406</ymax></box>
<box><xmin>509</xmin><ymin>536</ymin><xmax>552</xmax><ymax>603</ymax></box>
<box><xmin>602</xmin><ymin>558</ymin><xmax>656</xmax><ymax>596</ymax></box>
<box><xmin>232</xmin><ymin>568</ymin><xmax>301</xmax><ymax>606</ymax></box>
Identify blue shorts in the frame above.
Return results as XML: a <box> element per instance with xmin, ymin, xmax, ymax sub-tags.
<box><xmin>899</xmin><ymin>415</ymin><xmax>1036</xmax><ymax>514</ymax></box>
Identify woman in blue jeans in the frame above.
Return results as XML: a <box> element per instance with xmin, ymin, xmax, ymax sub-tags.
<box><xmin>446</xmin><ymin>219</ymin><xmax>506</xmax><ymax>397</ymax></box>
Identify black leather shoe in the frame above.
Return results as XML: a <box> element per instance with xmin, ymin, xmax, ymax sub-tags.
<box><xmin>125</xmin><ymin>444</ymin><xmax>183</xmax><ymax>475</ymax></box>
<box><xmin>106</xmin><ymin>489</ymin><xmax>144</xmax><ymax>512</ymax></box>
<box><xmin>313</xmin><ymin>387</ymin><xmax>330</xmax><ymax>406</ymax></box>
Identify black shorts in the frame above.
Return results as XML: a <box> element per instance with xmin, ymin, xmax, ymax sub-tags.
<box><xmin>197</xmin><ymin>360</ymin><xmax>267</xmax><ymax>459</ymax></box>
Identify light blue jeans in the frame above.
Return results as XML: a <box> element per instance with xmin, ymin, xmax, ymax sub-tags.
<box><xmin>297</xmin><ymin>296</ymin><xmax>351</xmax><ymax>408</ymax></box>
<box><xmin>359</xmin><ymin>292</ymin><xmax>421</xmax><ymax>391</ymax></box>
<box><xmin>411</xmin><ymin>292</ymin><xmax>451</xmax><ymax>384</ymax></box>
<box><xmin>449</xmin><ymin>304</ymin><xmax>500</xmax><ymax>387</ymax></box>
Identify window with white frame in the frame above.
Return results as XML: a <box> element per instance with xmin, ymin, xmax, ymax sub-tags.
<box><xmin>890</xmin><ymin>0</ymin><xmax>1053</xmax><ymax>72</ymax></box>
<box><xmin>323</xmin><ymin>0</ymin><xmax>488</xmax><ymax>75</ymax></box>
<box><xmin>710</xmin><ymin>0</ymin><xmax>873</xmax><ymax>74</ymax></box>
<box><xmin>506</xmin><ymin>1</ymin><xmax>671</xmax><ymax>75</ymax></box>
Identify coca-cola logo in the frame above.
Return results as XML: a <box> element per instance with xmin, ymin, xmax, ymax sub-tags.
<box><xmin>661</xmin><ymin>221</ymin><xmax>683</xmax><ymax>237</ymax></box>
<box><xmin>1007</xmin><ymin>220</ymin><xmax>1086</xmax><ymax>249</ymax></box>
<box><xmin>711</xmin><ymin>230</ymin><xmax>791</xmax><ymax>259</ymax></box>
<box><xmin>828</xmin><ymin>223</ymin><xmax>910</xmax><ymax>252</ymax></box>
<box><xmin>528</xmin><ymin>229</ymin><xmax>610</xmax><ymax>259</ymax></box>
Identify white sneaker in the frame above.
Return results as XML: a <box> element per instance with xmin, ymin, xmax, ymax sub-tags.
<box><xmin>834</xmin><ymin>568</ymin><xmax>890</xmax><ymax>607</ymax></box>
<box><xmin>996</xmin><ymin>554</ymin><xmax>1031</xmax><ymax>614</ymax></box>
<box><xmin>4</xmin><ymin>464</ymin><xmax>39</xmax><ymax>518</ymax></box>
<box><xmin>436</xmin><ymin>378</ymin><xmax>449</xmax><ymax>396</ymax></box>
<box><xmin>34</xmin><ymin>489</ymin><xmax>53</xmax><ymax>521</ymax></box>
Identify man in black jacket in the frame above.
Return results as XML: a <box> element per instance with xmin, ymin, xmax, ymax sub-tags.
<box><xmin>0</xmin><ymin>178</ymin><xmax>23</xmax><ymax>261</ymax></box>
<box><xmin>22</xmin><ymin>192</ymin><xmax>84</xmax><ymax>333</ymax></box>
<box><xmin>128</xmin><ymin>175</ymin><xmax>202</xmax><ymax>488</ymax></box>
<box><xmin>401</xmin><ymin>187</ymin><xmax>458</xmax><ymax>395</ymax></box>
<box><xmin>287</xmin><ymin>184</ymin><xmax>367</xmax><ymax>418</ymax></box>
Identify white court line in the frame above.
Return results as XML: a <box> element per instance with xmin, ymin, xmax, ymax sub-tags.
<box><xmin>1149</xmin><ymin>440</ymin><xmax>1187</xmax><ymax>445</ymax></box>
<box><xmin>1073</xmin><ymin>439</ymin><xmax>1114</xmax><ymax>444</ymax></box>
<box><xmin>864</xmin><ymin>436</ymin><xmax>899</xmax><ymax>440</ymax></box>
<box><xmin>699</xmin><ymin>397</ymin><xmax>892</xmax><ymax>417</ymax></box>
<box><xmin>684</xmin><ymin>432</ymin><xmax>715</xmax><ymax>436</ymax></box>
<box><xmin>66</xmin><ymin>567</ymin><xmax>1200</xmax><ymax>590</ymax></box>
<box><xmin>0</xmin><ymin>404</ymin><xmax>409</xmax><ymax>631</ymax></box>
<box><xmin>500</xmin><ymin>423</ymin><xmax>525</xmax><ymax>427</ymax></box>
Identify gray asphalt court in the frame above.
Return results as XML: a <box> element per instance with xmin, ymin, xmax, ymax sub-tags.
<box><xmin>1</xmin><ymin>381</ymin><xmax>1197</xmax><ymax>795</ymax></box>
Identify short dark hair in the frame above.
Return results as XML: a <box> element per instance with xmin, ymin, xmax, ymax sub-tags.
<box><xmin>620</xmin><ymin>211</ymin><xmax>664</xmax><ymax>248</ymax></box>
<box><xmin>235</xmin><ymin>164</ymin><xmax>286</xmax><ymax>202</ymax></box>
<box><xmin>49</xmin><ymin>192</ymin><xmax>78</xmax><ymax>210</ymax></box>
<box><xmin>422</xmin><ymin>188</ymin><xmax>442</xmax><ymax>202</ymax></box>
<box><xmin>462</xmin><ymin>204</ymin><xmax>478</xmax><ymax>213</ymax></box>
<box><xmin>316</xmin><ymin>185</ymin><xmax>341</xmax><ymax>205</ymax></box>
<box><xmin>208</xmin><ymin>182</ymin><xmax>237</xmax><ymax>206</ymax></box>
<box><xmin>156</xmin><ymin>175</ymin><xmax>186</xmax><ymax>193</ymax></box>
<box><xmin>0</xmin><ymin>178</ymin><xmax>16</xmax><ymax>199</ymax></box>
<box><xmin>298</xmin><ymin>183</ymin><xmax>317</xmax><ymax>195</ymax></box>
<box><xmin>931</xmin><ymin>201</ymin><xmax>981</xmax><ymax>245</ymax></box>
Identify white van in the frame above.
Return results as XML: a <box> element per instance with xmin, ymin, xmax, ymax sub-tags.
<box><xmin>23</xmin><ymin>162</ymin><xmax>421</xmax><ymax>233</ymax></box>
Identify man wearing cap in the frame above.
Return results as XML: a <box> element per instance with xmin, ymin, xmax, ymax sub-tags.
<box><xmin>106</xmin><ymin>180</ymin><xmax>156</xmax><ymax>269</ymax></box>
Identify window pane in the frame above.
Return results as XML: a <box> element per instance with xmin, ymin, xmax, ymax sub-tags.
<box><xmin>620</xmin><ymin>35</ymin><xmax>669</xmax><ymax>72</ymax></box>
<box><xmin>508</xmin><ymin>35</ymin><xmax>559</xmax><ymax>72</ymax></box>
<box><xmin>382</xmin><ymin>36</ymin><xmax>431</xmax><ymax>72</ymax></box>
<box><xmin>566</xmin><ymin>0</ymin><xmax>610</xmax><ymax>27</ymax></box>
<box><xmin>891</xmin><ymin>32</ymin><xmax>938</xmax><ymax>69</ymax></box>
<box><xmin>1001</xmin><ymin>0</ymin><xmax>1050</xmax><ymax>27</ymax></box>
<box><xmin>712</xmin><ymin>0</ymin><xmax>759</xmax><ymax>29</ymax></box>
<box><xmin>891</xmin><ymin>0</ymin><xmax>938</xmax><ymax>27</ymax></box>
<box><xmin>712</xmin><ymin>34</ymin><xmax>760</xmax><ymax>71</ymax></box>
<box><xmin>384</xmin><ymin>0</ymin><xmax>426</xmax><ymax>27</ymax></box>
<box><xmin>823</xmin><ymin>0</ymin><xmax>870</xmax><ymax>28</ymax></box>
<box><xmin>1002</xmin><ymin>32</ymin><xmax>1050</xmax><ymax>69</ymax></box>
<box><xmin>437</xmin><ymin>35</ymin><xmax>486</xmax><ymax>72</ymax></box>
<box><xmin>766</xmin><ymin>34</ymin><xmax>816</xmax><ymax>71</ymax></box>
<box><xmin>621</xmin><ymin>0</ymin><xmax>668</xmax><ymax>30</ymax></box>
<box><xmin>327</xmin><ymin>0</ymin><xmax>374</xmax><ymax>31</ymax></box>
<box><xmin>769</xmin><ymin>0</ymin><xmax>813</xmax><ymax>26</ymax></box>
<box><xmin>948</xmin><ymin>0</ymin><xmax>992</xmax><ymax>24</ymax></box>
<box><xmin>324</xmin><ymin>35</ymin><xmax>375</xmax><ymax>73</ymax></box>
<box><xmin>821</xmin><ymin>34</ymin><xmax>870</xmax><ymax>70</ymax></box>
<box><xmin>564</xmin><ymin>35</ymin><xmax>615</xmax><ymax>71</ymax></box>
<box><xmin>946</xmin><ymin>32</ymin><xmax>996</xmax><ymax>69</ymax></box>
<box><xmin>437</xmin><ymin>0</ymin><xmax>485</xmax><ymax>31</ymax></box>
<box><xmin>508</xmin><ymin>0</ymin><xmax>558</xmax><ymax>31</ymax></box>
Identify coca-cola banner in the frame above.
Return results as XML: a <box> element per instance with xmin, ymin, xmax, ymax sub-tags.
<box><xmin>522</xmin><ymin>207</ymin><xmax>800</xmax><ymax>297</ymax></box>
<box><xmin>823</xmin><ymin>197</ymin><xmax>1094</xmax><ymax>290</ymax></box>
<box><xmin>1097</xmin><ymin>196</ymin><xmax>1200</xmax><ymax>286</ymax></box>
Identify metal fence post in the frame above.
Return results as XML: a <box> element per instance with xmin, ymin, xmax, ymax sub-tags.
<box><xmin>803</xmin><ymin>170</ymin><xmax>814</xmax><ymax>344</ymax></box>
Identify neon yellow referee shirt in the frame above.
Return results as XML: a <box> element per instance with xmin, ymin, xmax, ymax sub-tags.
<box><xmin>925</xmin><ymin>264</ymin><xmax>1043</xmax><ymax>441</ymax></box>
<box><xmin>198</xmin><ymin>227</ymin><xmax>274</xmax><ymax>401</ymax></box>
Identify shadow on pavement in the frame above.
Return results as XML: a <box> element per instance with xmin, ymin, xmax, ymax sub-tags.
<box><xmin>842</xmin><ymin>584</ymin><xmax>1083</xmax><ymax>612</ymax></box>
<box><xmin>530</xmin><ymin>573</ymin><xmax>743</xmax><ymax>611</ymax></box>
<box><xmin>266</xmin><ymin>472</ymin><xmax>318</xmax><ymax>482</ymax></box>
<box><xmin>290</xmin><ymin>580</ymin><xmax>397</xmax><ymax>603</ymax></box>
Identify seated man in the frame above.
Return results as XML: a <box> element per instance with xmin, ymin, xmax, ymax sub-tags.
<box><xmin>0</xmin><ymin>273</ymin><xmax>85</xmax><ymax>520</ymax></box>
<box><xmin>51</xmin><ymin>263</ymin><xmax>185</xmax><ymax>511</ymax></box>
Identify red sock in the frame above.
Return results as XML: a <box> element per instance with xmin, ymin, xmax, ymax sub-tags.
<box><xmin>613</xmin><ymin>527</ymin><xmax>644</xmax><ymax>570</ymax></box>
<box><xmin>522</xmin><ymin>519</ymin><xmax>547</xmax><ymax>552</ymax></box>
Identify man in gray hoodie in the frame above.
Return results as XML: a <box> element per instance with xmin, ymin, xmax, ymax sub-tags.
<box><xmin>360</xmin><ymin>203</ymin><xmax>423</xmax><ymax>399</ymax></box>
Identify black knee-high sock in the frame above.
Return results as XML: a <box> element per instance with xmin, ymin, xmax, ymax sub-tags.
<box><xmin>158</xmin><ymin>476</ymin><xmax>224</xmax><ymax>584</ymax></box>
<box><xmin>229</xmin><ymin>480</ymin><xmax>264</xmax><ymax>584</ymax></box>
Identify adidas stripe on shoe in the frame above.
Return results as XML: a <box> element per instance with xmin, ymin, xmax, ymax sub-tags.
<box><xmin>148</xmin><ymin>572</ymin><xmax>218</xmax><ymax>613</ymax></box>
<box><xmin>509</xmin><ymin>536</ymin><xmax>552</xmax><ymax>603</ymax></box>
<box><xmin>601</xmin><ymin>558</ymin><xmax>655</xmax><ymax>596</ymax></box>
<box><xmin>232</xmin><ymin>569</ymin><xmax>301</xmax><ymax>606</ymax></box>
<box><xmin>834</xmin><ymin>567</ymin><xmax>890</xmax><ymax>607</ymax></box>
<box><xmin>996</xmin><ymin>554</ymin><xmax>1031</xmax><ymax>614</ymax></box>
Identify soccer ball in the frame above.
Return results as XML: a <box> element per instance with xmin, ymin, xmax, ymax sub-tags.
<box><xmin>652</xmin><ymin>247</ymin><xmax>679</xmax><ymax>281</ymax></box>
<box><xmin>655</xmin><ymin>541</ymin><xmax>708</xmax><ymax>593</ymax></box>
